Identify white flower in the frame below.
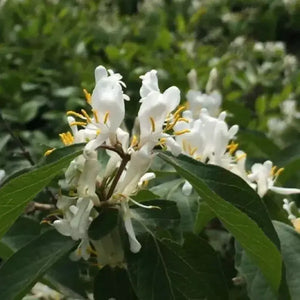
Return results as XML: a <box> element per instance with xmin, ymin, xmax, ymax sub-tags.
<box><xmin>77</xmin><ymin>150</ymin><xmax>100</xmax><ymax>206</ymax></box>
<box><xmin>138</xmin><ymin>70</ymin><xmax>181</xmax><ymax>155</ymax></box>
<box><xmin>186</xmin><ymin>90</ymin><xmax>222</xmax><ymax>118</ymax></box>
<box><xmin>53</xmin><ymin>197</ymin><xmax>94</xmax><ymax>242</ymax></box>
<box><xmin>248</xmin><ymin>161</ymin><xmax>300</xmax><ymax>197</ymax></box>
<box><xmin>139</xmin><ymin>69</ymin><xmax>160</xmax><ymax>98</ymax></box>
<box><xmin>84</xmin><ymin>66</ymin><xmax>129</xmax><ymax>151</ymax></box>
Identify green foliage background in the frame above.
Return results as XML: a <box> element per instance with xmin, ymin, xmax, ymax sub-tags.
<box><xmin>0</xmin><ymin>0</ymin><xmax>300</xmax><ymax>299</ymax></box>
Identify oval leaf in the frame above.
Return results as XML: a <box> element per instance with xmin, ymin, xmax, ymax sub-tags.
<box><xmin>159</xmin><ymin>152</ymin><xmax>282</xmax><ymax>292</ymax></box>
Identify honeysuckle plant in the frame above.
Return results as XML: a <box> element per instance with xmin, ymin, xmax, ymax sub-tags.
<box><xmin>0</xmin><ymin>65</ymin><xmax>300</xmax><ymax>300</ymax></box>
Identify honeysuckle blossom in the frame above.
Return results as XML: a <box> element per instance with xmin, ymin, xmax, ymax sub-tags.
<box><xmin>248</xmin><ymin>161</ymin><xmax>300</xmax><ymax>197</ymax></box>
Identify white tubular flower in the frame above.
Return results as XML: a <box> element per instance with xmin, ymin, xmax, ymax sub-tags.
<box><xmin>248</xmin><ymin>161</ymin><xmax>300</xmax><ymax>197</ymax></box>
<box><xmin>77</xmin><ymin>150</ymin><xmax>100</xmax><ymax>206</ymax></box>
<box><xmin>117</xmin><ymin>148</ymin><xmax>153</xmax><ymax>196</ymax></box>
<box><xmin>138</xmin><ymin>84</ymin><xmax>180</xmax><ymax>150</ymax></box>
<box><xmin>120</xmin><ymin>201</ymin><xmax>141</xmax><ymax>253</ymax></box>
<box><xmin>139</xmin><ymin>69</ymin><xmax>160</xmax><ymax>98</ymax></box>
<box><xmin>84</xmin><ymin>66</ymin><xmax>128</xmax><ymax>151</ymax></box>
<box><xmin>53</xmin><ymin>197</ymin><xmax>94</xmax><ymax>242</ymax></box>
<box><xmin>186</xmin><ymin>90</ymin><xmax>222</xmax><ymax>118</ymax></box>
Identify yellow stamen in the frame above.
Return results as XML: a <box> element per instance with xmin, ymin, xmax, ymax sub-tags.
<box><xmin>275</xmin><ymin>167</ymin><xmax>284</xmax><ymax>177</ymax></box>
<box><xmin>236</xmin><ymin>153</ymin><xmax>246</xmax><ymax>161</ymax></box>
<box><xmin>92</xmin><ymin>109</ymin><xmax>99</xmax><ymax>123</ymax></box>
<box><xmin>227</xmin><ymin>141</ymin><xmax>239</xmax><ymax>155</ymax></box>
<box><xmin>96</xmin><ymin>129</ymin><xmax>101</xmax><ymax>136</ymax></box>
<box><xmin>165</xmin><ymin>114</ymin><xmax>180</xmax><ymax>131</ymax></box>
<box><xmin>81</xmin><ymin>109</ymin><xmax>92</xmax><ymax>123</ymax></box>
<box><xmin>70</xmin><ymin>121</ymin><xmax>87</xmax><ymax>127</ymax></box>
<box><xmin>195</xmin><ymin>155</ymin><xmax>202</xmax><ymax>160</ymax></box>
<box><xmin>160</xmin><ymin>137</ymin><xmax>166</xmax><ymax>144</ymax></box>
<box><xmin>178</xmin><ymin>117</ymin><xmax>190</xmax><ymax>123</ymax></box>
<box><xmin>44</xmin><ymin>148</ymin><xmax>56</xmax><ymax>156</ymax></box>
<box><xmin>104</xmin><ymin>111</ymin><xmax>110</xmax><ymax>124</ymax></box>
<box><xmin>174</xmin><ymin>105</ymin><xmax>186</xmax><ymax>117</ymax></box>
<box><xmin>83</xmin><ymin>88</ymin><xmax>91</xmax><ymax>104</ymax></box>
<box><xmin>150</xmin><ymin>117</ymin><xmax>156</xmax><ymax>132</ymax></box>
<box><xmin>271</xmin><ymin>166</ymin><xmax>277</xmax><ymax>176</ymax></box>
<box><xmin>59</xmin><ymin>132</ymin><xmax>74</xmax><ymax>145</ymax></box>
<box><xmin>174</xmin><ymin>129</ymin><xmax>190</xmax><ymax>135</ymax></box>
<box><xmin>130</xmin><ymin>135</ymin><xmax>139</xmax><ymax>147</ymax></box>
<box><xmin>66</xmin><ymin>111</ymin><xmax>85</xmax><ymax>119</ymax></box>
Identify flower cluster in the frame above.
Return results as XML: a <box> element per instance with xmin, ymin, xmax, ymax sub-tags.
<box><xmin>175</xmin><ymin>69</ymin><xmax>300</xmax><ymax>199</ymax></box>
<box><xmin>49</xmin><ymin>65</ymin><xmax>300</xmax><ymax>267</ymax></box>
<box><xmin>51</xmin><ymin>66</ymin><xmax>184</xmax><ymax>266</ymax></box>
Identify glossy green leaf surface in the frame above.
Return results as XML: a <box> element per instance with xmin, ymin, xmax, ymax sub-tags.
<box><xmin>0</xmin><ymin>144</ymin><xmax>83</xmax><ymax>239</ymax></box>
<box><xmin>159</xmin><ymin>151</ymin><xmax>282</xmax><ymax>292</ymax></box>
<box><xmin>126</xmin><ymin>233</ymin><xmax>228</xmax><ymax>300</ymax></box>
<box><xmin>0</xmin><ymin>229</ymin><xmax>76</xmax><ymax>300</ymax></box>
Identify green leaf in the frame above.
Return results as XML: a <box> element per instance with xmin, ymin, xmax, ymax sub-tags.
<box><xmin>126</xmin><ymin>233</ymin><xmax>228</xmax><ymax>300</ymax></box>
<box><xmin>88</xmin><ymin>207</ymin><xmax>119</xmax><ymax>240</ymax></box>
<box><xmin>159</xmin><ymin>152</ymin><xmax>282</xmax><ymax>292</ymax></box>
<box><xmin>0</xmin><ymin>229</ymin><xmax>76</xmax><ymax>300</ymax></box>
<box><xmin>0</xmin><ymin>144</ymin><xmax>83</xmax><ymax>239</ymax></box>
<box><xmin>45</xmin><ymin>256</ymin><xmax>87</xmax><ymax>300</ymax></box>
<box><xmin>194</xmin><ymin>201</ymin><xmax>215</xmax><ymax>234</ymax></box>
<box><xmin>1</xmin><ymin>216</ymin><xmax>40</xmax><ymax>252</ymax></box>
<box><xmin>151</xmin><ymin>179</ymin><xmax>199</xmax><ymax>232</ymax></box>
<box><xmin>274</xmin><ymin>221</ymin><xmax>300</xmax><ymax>300</ymax></box>
<box><xmin>235</xmin><ymin>222</ymin><xmax>296</xmax><ymax>300</ymax></box>
<box><xmin>94</xmin><ymin>266</ymin><xmax>137</xmax><ymax>300</ymax></box>
<box><xmin>131</xmin><ymin>199</ymin><xmax>180</xmax><ymax>231</ymax></box>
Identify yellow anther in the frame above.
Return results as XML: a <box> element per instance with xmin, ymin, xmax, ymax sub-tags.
<box><xmin>174</xmin><ymin>129</ymin><xmax>190</xmax><ymax>136</ymax></box>
<box><xmin>96</xmin><ymin>129</ymin><xmax>101</xmax><ymax>136</ymax></box>
<box><xmin>70</xmin><ymin>121</ymin><xmax>87</xmax><ymax>127</ymax></box>
<box><xmin>83</xmin><ymin>88</ymin><xmax>91</xmax><ymax>104</ymax></box>
<box><xmin>227</xmin><ymin>141</ymin><xmax>239</xmax><ymax>155</ymax></box>
<box><xmin>92</xmin><ymin>109</ymin><xmax>99</xmax><ymax>123</ymax></box>
<box><xmin>271</xmin><ymin>166</ymin><xmax>277</xmax><ymax>176</ymax></box>
<box><xmin>236</xmin><ymin>153</ymin><xmax>247</xmax><ymax>161</ymax></box>
<box><xmin>130</xmin><ymin>135</ymin><xmax>139</xmax><ymax>147</ymax></box>
<box><xmin>81</xmin><ymin>109</ymin><xmax>92</xmax><ymax>123</ymax></box>
<box><xmin>174</xmin><ymin>105</ymin><xmax>186</xmax><ymax>117</ymax></box>
<box><xmin>178</xmin><ymin>117</ymin><xmax>190</xmax><ymax>123</ymax></box>
<box><xmin>103</xmin><ymin>112</ymin><xmax>110</xmax><ymax>124</ymax></box>
<box><xmin>150</xmin><ymin>117</ymin><xmax>156</xmax><ymax>132</ymax></box>
<box><xmin>44</xmin><ymin>148</ymin><xmax>56</xmax><ymax>156</ymax></box>
<box><xmin>160</xmin><ymin>137</ymin><xmax>166</xmax><ymax>144</ymax></box>
<box><xmin>59</xmin><ymin>132</ymin><xmax>74</xmax><ymax>145</ymax></box>
<box><xmin>195</xmin><ymin>155</ymin><xmax>202</xmax><ymax>160</ymax></box>
<box><xmin>275</xmin><ymin>167</ymin><xmax>284</xmax><ymax>177</ymax></box>
<box><xmin>66</xmin><ymin>111</ymin><xmax>85</xmax><ymax>119</ymax></box>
